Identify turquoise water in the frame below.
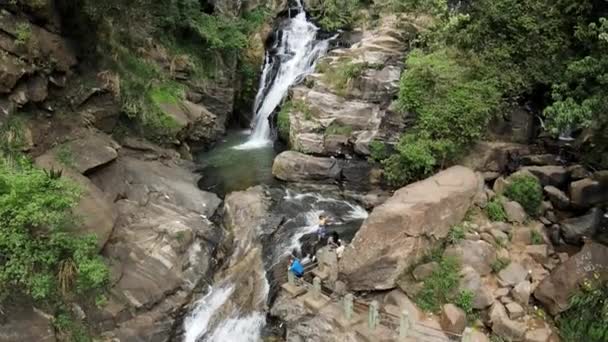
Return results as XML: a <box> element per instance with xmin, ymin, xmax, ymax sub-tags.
<box><xmin>194</xmin><ymin>130</ymin><xmax>281</xmax><ymax>197</ymax></box>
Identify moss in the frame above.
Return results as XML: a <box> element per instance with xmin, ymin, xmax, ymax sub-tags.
<box><xmin>325</xmin><ymin>122</ymin><xmax>353</xmax><ymax>136</ymax></box>
<box><xmin>491</xmin><ymin>257</ymin><xmax>510</xmax><ymax>273</ymax></box>
<box><xmin>277</xmin><ymin>101</ymin><xmax>292</xmax><ymax>142</ymax></box>
<box><xmin>15</xmin><ymin>23</ymin><xmax>32</xmax><ymax>46</ymax></box>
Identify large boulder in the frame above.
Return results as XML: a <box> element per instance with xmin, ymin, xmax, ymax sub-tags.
<box><xmin>339</xmin><ymin>166</ymin><xmax>478</xmax><ymax>290</ymax></box>
<box><xmin>543</xmin><ymin>185</ymin><xmax>570</xmax><ymax>210</ymax></box>
<box><xmin>534</xmin><ymin>242</ymin><xmax>608</xmax><ymax>315</ymax></box>
<box><xmin>0</xmin><ymin>305</ymin><xmax>55</xmax><ymax>342</ymax></box>
<box><xmin>440</xmin><ymin>304</ymin><xmax>466</xmax><ymax>334</ymax></box>
<box><xmin>569</xmin><ymin>171</ymin><xmax>608</xmax><ymax>208</ymax></box>
<box><xmin>520</xmin><ymin>166</ymin><xmax>569</xmax><ymax>188</ymax></box>
<box><xmin>560</xmin><ymin>208</ymin><xmax>603</xmax><ymax>245</ymax></box>
<box><xmin>272</xmin><ymin>151</ymin><xmax>342</xmax><ymax>182</ymax></box>
<box><xmin>61</xmin><ymin>132</ymin><xmax>119</xmax><ymax>174</ymax></box>
<box><xmin>490</xmin><ymin>302</ymin><xmax>527</xmax><ymax>341</ymax></box>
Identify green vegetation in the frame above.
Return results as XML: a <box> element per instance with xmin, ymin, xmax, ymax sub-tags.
<box><xmin>486</xmin><ymin>198</ymin><xmax>507</xmax><ymax>222</ymax></box>
<box><xmin>416</xmin><ymin>256</ymin><xmax>460</xmax><ymax>312</ymax></box>
<box><xmin>491</xmin><ymin>257</ymin><xmax>511</xmax><ymax>273</ymax></box>
<box><xmin>504</xmin><ymin>175</ymin><xmax>543</xmax><ymax>216</ymax></box>
<box><xmin>322</xmin><ymin>60</ymin><xmax>367</xmax><ymax>96</ymax></box>
<box><xmin>558</xmin><ymin>275</ymin><xmax>608</xmax><ymax>342</ymax></box>
<box><xmin>0</xmin><ymin>116</ymin><xmax>27</xmax><ymax>156</ymax></box>
<box><xmin>325</xmin><ymin>122</ymin><xmax>353</xmax><ymax>136</ymax></box>
<box><xmin>308</xmin><ymin>0</ymin><xmax>361</xmax><ymax>31</ymax></box>
<box><xmin>56</xmin><ymin>144</ymin><xmax>75</xmax><ymax>168</ymax></box>
<box><xmin>369</xmin><ymin>140</ymin><xmax>390</xmax><ymax>162</ymax></box>
<box><xmin>15</xmin><ymin>22</ymin><xmax>32</xmax><ymax>46</ymax></box>
<box><xmin>0</xmin><ymin>157</ymin><xmax>109</xmax><ymax>304</ymax></box>
<box><xmin>530</xmin><ymin>229</ymin><xmax>544</xmax><ymax>245</ymax></box>
<box><xmin>277</xmin><ymin>102</ymin><xmax>292</xmax><ymax>142</ymax></box>
<box><xmin>292</xmin><ymin>100</ymin><xmax>313</xmax><ymax>121</ymax></box>
<box><xmin>455</xmin><ymin>290</ymin><xmax>474</xmax><ymax>314</ymax></box>
<box><xmin>447</xmin><ymin>225</ymin><xmax>466</xmax><ymax>244</ymax></box>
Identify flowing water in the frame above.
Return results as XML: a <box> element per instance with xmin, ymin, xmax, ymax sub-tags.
<box><xmin>235</xmin><ymin>0</ymin><xmax>333</xmax><ymax>149</ymax></box>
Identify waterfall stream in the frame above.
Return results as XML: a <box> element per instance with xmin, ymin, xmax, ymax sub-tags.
<box><xmin>235</xmin><ymin>0</ymin><xmax>332</xmax><ymax>149</ymax></box>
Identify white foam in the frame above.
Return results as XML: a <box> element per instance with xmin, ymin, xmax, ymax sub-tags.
<box><xmin>182</xmin><ymin>285</ymin><xmax>234</xmax><ymax>342</ymax></box>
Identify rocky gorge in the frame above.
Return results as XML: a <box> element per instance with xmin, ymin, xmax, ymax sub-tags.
<box><xmin>1</xmin><ymin>0</ymin><xmax>608</xmax><ymax>342</ymax></box>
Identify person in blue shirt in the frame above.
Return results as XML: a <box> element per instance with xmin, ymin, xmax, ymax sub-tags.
<box><xmin>289</xmin><ymin>257</ymin><xmax>304</xmax><ymax>278</ymax></box>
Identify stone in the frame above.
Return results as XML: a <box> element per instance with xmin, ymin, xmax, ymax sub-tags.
<box><xmin>480</xmin><ymin>232</ymin><xmax>496</xmax><ymax>245</ymax></box>
<box><xmin>568</xmin><ymin>164</ymin><xmax>591</xmax><ymax>180</ymax></box>
<box><xmin>461</xmin><ymin>141</ymin><xmax>529</xmax><ymax>173</ymax></box>
<box><xmin>460</xmin><ymin>267</ymin><xmax>493</xmax><ymax>309</ymax></box>
<box><xmin>272</xmin><ymin>151</ymin><xmax>341</xmax><ymax>183</ymax></box>
<box><xmin>500</xmin><ymin>296</ymin><xmax>513</xmax><ymax>304</ymax></box>
<box><xmin>560</xmin><ymin>208</ymin><xmax>603</xmax><ymax>245</ymax></box>
<box><xmin>569</xmin><ymin>173</ymin><xmax>608</xmax><ymax>208</ymax></box>
<box><xmin>444</xmin><ymin>240</ymin><xmax>496</xmax><ymax>276</ymax></box>
<box><xmin>525</xmin><ymin>328</ymin><xmax>555</xmax><ymax>342</ymax></box>
<box><xmin>520</xmin><ymin>165</ymin><xmax>569</xmax><ymax>188</ymax></box>
<box><xmin>440</xmin><ymin>304</ymin><xmax>466</xmax><ymax>335</ymax></box>
<box><xmin>543</xmin><ymin>185</ymin><xmax>570</xmax><ymax>210</ymax></box>
<box><xmin>61</xmin><ymin>132</ymin><xmax>119</xmax><ymax>174</ymax></box>
<box><xmin>535</xmin><ymin>242</ymin><xmax>608</xmax><ymax>315</ymax></box>
<box><xmin>506</xmin><ymin>302</ymin><xmax>525</xmax><ymax>319</ymax></box>
<box><xmin>503</xmin><ymin>200</ymin><xmax>527</xmax><ymax>224</ymax></box>
<box><xmin>383</xmin><ymin>289</ymin><xmax>423</xmax><ymax>322</ymax></box>
<box><xmin>483</xmin><ymin>171</ymin><xmax>501</xmax><ymax>182</ymax></box>
<box><xmin>465</xmin><ymin>232</ymin><xmax>480</xmax><ymax>241</ymax></box>
<box><xmin>468</xmin><ymin>330</ymin><xmax>491</xmax><ymax>342</ymax></box>
<box><xmin>526</xmin><ymin>245</ymin><xmax>548</xmax><ymax>263</ymax></box>
<box><xmin>493</xmin><ymin>222</ymin><xmax>513</xmax><ymax>233</ymax></box>
<box><xmin>497</xmin><ymin>262</ymin><xmax>528</xmax><ymax>287</ymax></box>
<box><xmin>495</xmin><ymin>288</ymin><xmax>510</xmax><ymax>297</ymax></box>
<box><xmin>520</xmin><ymin>154</ymin><xmax>559</xmax><ymax>166</ymax></box>
<box><xmin>511</xmin><ymin>227</ymin><xmax>532</xmax><ymax>245</ymax></box>
<box><xmin>491</xmin><ymin>229</ymin><xmax>509</xmax><ymax>244</ymax></box>
<box><xmin>0</xmin><ymin>305</ymin><xmax>55</xmax><ymax>342</ymax></box>
<box><xmin>412</xmin><ymin>261</ymin><xmax>439</xmax><ymax>281</ymax></box>
<box><xmin>340</xmin><ymin>166</ymin><xmax>478</xmax><ymax>290</ymax></box>
<box><xmin>0</xmin><ymin>54</ymin><xmax>29</xmax><ymax>93</ymax></box>
<box><xmin>493</xmin><ymin>177</ymin><xmax>510</xmax><ymax>195</ymax></box>
<box><xmin>512</xmin><ymin>281</ymin><xmax>532</xmax><ymax>307</ymax></box>
<box><xmin>26</xmin><ymin>74</ymin><xmax>48</xmax><ymax>103</ymax></box>
<box><xmin>490</xmin><ymin>302</ymin><xmax>527</xmax><ymax>341</ymax></box>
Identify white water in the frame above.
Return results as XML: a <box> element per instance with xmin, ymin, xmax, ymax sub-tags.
<box><xmin>235</xmin><ymin>1</ymin><xmax>332</xmax><ymax>149</ymax></box>
<box><xmin>183</xmin><ymin>286</ymin><xmax>234</xmax><ymax>342</ymax></box>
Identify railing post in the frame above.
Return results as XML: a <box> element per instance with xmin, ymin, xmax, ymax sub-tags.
<box><xmin>343</xmin><ymin>293</ymin><xmax>353</xmax><ymax>321</ymax></box>
<box><xmin>317</xmin><ymin>248</ymin><xmax>325</xmax><ymax>273</ymax></box>
<box><xmin>368</xmin><ymin>300</ymin><xmax>379</xmax><ymax>330</ymax></box>
<box><xmin>313</xmin><ymin>276</ymin><xmax>321</xmax><ymax>300</ymax></box>
<box><xmin>399</xmin><ymin>310</ymin><xmax>410</xmax><ymax>339</ymax></box>
<box><xmin>288</xmin><ymin>270</ymin><xmax>295</xmax><ymax>285</ymax></box>
<box><xmin>462</xmin><ymin>327</ymin><xmax>473</xmax><ymax>342</ymax></box>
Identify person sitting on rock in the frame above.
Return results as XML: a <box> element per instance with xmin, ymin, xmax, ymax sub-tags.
<box><xmin>289</xmin><ymin>256</ymin><xmax>304</xmax><ymax>278</ymax></box>
<box><xmin>316</xmin><ymin>214</ymin><xmax>328</xmax><ymax>241</ymax></box>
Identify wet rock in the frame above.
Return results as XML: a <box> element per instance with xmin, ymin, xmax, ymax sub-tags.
<box><xmin>461</xmin><ymin>141</ymin><xmax>529</xmax><ymax>173</ymax></box>
<box><xmin>569</xmin><ymin>171</ymin><xmax>608</xmax><ymax>208</ymax></box>
<box><xmin>535</xmin><ymin>242</ymin><xmax>608</xmax><ymax>315</ymax></box>
<box><xmin>0</xmin><ymin>305</ymin><xmax>55</xmax><ymax>342</ymax></box>
<box><xmin>272</xmin><ymin>151</ymin><xmax>342</xmax><ymax>182</ymax></box>
<box><xmin>340</xmin><ymin>166</ymin><xmax>478</xmax><ymax>290</ymax></box>
<box><xmin>497</xmin><ymin>262</ymin><xmax>528</xmax><ymax>287</ymax></box>
<box><xmin>412</xmin><ymin>261</ymin><xmax>439</xmax><ymax>281</ymax></box>
<box><xmin>512</xmin><ymin>281</ymin><xmax>531</xmax><ymax>307</ymax></box>
<box><xmin>440</xmin><ymin>304</ymin><xmax>466</xmax><ymax>335</ymax></box>
<box><xmin>490</xmin><ymin>302</ymin><xmax>527</xmax><ymax>341</ymax></box>
<box><xmin>543</xmin><ymin>185</ymin><xmax>570</xmax><ymax>210</ymax></box>
<box><xmin>520</xmin><ymin>166</ymin><xmax>569</xmax><ymax>188</ymax></box>
<box><xmin>503</xmin><ymin>200</ymin><xmax>527</xmax><ymax>224</ymax></box>
<box><xmin>444</xmin><ymin>240</ymin><xmax>497</xmax><ymax>276</ymax></box>
<box><xmin>560</xmin><ymin>208</ymin><xmax>603</xmax><ymax>245</ymax></box>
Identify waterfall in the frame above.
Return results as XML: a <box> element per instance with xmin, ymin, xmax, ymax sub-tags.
<box><xmin>235</xmin><ymin>1</ymin><xmax>332</xmax><ymax>149</ymax></box>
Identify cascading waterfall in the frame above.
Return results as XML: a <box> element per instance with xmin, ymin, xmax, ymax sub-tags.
<box><xmin>235</xmin><ymin>0</ymin><xmax>332</xmax><ymax>149</ymax></box>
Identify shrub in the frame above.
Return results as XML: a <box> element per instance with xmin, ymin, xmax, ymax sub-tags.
<box><xmin>325</xmin><ymin>122</ymin><xmax>353</xmax><ymax>136</ymax></box>
<box><xmin>369</xmin><ymin>140</ymin><xmax>390</xmax><ymax>162</ymax></box>
<box><xmin>558</xmin><ymin>275</ymin><xmax>608</xmax><ymax>342</ymax></box>
<box><xmin>530</xmin><ymin>229</ymin><xmax>544</xmax><ymax>245</ymax></box>
<box><xmin>15</xmin><ymin>23</ymin><xmax>32</xmax><ymax>46</ymax></box>
<box><xmin>455</xmin><ymin>290</ymin><xmax>474</xmax><ymax>314</ymax></box>
<box><xmin>491</xmin><ymin>258</ymin><xmax>510</xmax><ymax>273</ymax></box>
<box><xmin>504</xmin><ymin>175</ymin><xmax>543</xmax><ymax>216</ymax></box>
<box><xmin>486</xmin><ymin>197</ymin><xmax>507</xmax><ymax>222</ymax></box>
<box><xmin>309</xmin><ymin>0</ymin><xmax>361</xmax><ymax>31</ymax></box>
<box><xmin>416</xmin><ymin>256</ymin><xmax>460</xmax><ymax>312</ymax></box>
<box><xmin>447</xmin><ymin>225</ymin><xmax>466</xmax><ymax>244</ymax></box>
<box><xmin>277</xmin><ymin>101</ymin><xmax>292</xmax><ymax>142</ymax></box>
<box><xmin>0</xmin><ymin>157</ymin><xmax>109</xmax><ymax>303</ymax></box>
<box><xmin>322</xmin><ymin>60</ymin><xmax>367</xmax><ymax>95</ymax></box>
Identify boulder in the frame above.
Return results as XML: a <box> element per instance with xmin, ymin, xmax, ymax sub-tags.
<box><xmin>520</xmin><ymin>154</ymin><xmax>560</xmax><ymax>166</ymax></box>
<box><xmin>61</xmin><ymin>133</ymin><xmax>119</xmax><ymax>174</ymax></box>
<box><xmin>503</xmin><ymin>200</ymin><xmax>527</xmax><ymax>224</ymax></box>
<box><xmin>461</xmin><ymin>141</ymin><xmax>529</xmax><ymax>173</ymax></box>
<box><xmin>512</xmin><ymin>281</ymin><xmax>531</xmax><ymax>307</ymax></box>
<box><xmin>568</xmin><ymin>164</ymin><xmax>591</xmax><ymax>180</ymax></box>
<box><xmin>525</xmin><ymin>328</ymin><xmax>557</xmax><ymax>342</ymax></box>
<box><xmin>459</xmin><ymin>267</ymin><xmax>493</xmax><ymax>309</ymax></box>
<box><xmin>569</xmin><ymin>171</ymin><xmax>608</xmax><ymax>208</ymax></box>
<box><xmin>440</xmin><ymin>304</ymin><xmax>466</xmax><ymax>335</ymax></box>
<box><xmin>534</xmin><ymin>242</ymin><xmax>608</xmax><ymax>315</ymax></box>
<box><xmin>506</xmin><ymin>302</ymin><xmax>525</xmax><ymax>319</ymax></box>
<box><xmin>272</xmin><ymin>151</ymin><xmax>341</xmax><ymax>183</ymax></box>
<box><xmin>36</xmin><ymin>153</ymin><xmax>116</xmax><ymax>250</ymax></box>
<box><xmin>383</xmin><ymin>289</ymin><xmax>423</xmax><ymax>322</ymax></box>
<box><xmin>340</xmin><ymin>166</ymin><xmax>478</xmax><ymax>290</ymax></box>
<box><xmin>444</xmin><ymin>240</ymin><xmax>497</xmax><ymax>276</ymax></box>
<box><xmin>526</xmin><ymin>245</ymin><xmax>548</xmax><ymax>263</ymax></box>
<box><xmin>520</xmin><ymin>166</ymin><xmax>569</xmax><ymax>188</ymax></box>
<box><xmin>560</xmin><ymin>208</ymin><xmax>603</xmax><ymax>245</ymax></box>
<box><xmin>0</xmin><ymin>54</ymin><xmax>29</xmax><ymax>93</ymax></box>
<box><xmin>412</xmin><ymin>261</ymin><xmax>439</xmax><ymax>281</ymax></box>
<box><xmin>543</xmin><ymin>185</ymin><xmax>570</xmax><ymax>210</ymax></box>
<box><xmin>511</xmin><ymin>227</ymin><xmax>533</xmax><ymax>245</ymax></box>
<box><xmin>0</xmin><ymin>305</ymin><xmax>55</xmax><ymax>342</ymax></box>
<box><xmin>497</xmin><ymin>262</ymin><xmax>528</xmax><ymax>287</ymax></box>
<box><xmin>490</xmin><ymin>302</ymin><xmax>527</xmax><ymax>341</ymax></box>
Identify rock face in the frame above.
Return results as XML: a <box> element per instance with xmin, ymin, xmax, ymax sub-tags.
<box><xmin>272</xmin><ymin>151</ymin><xmax>342</xmax><ymax>182</ymax></box>
<box><xmin>60</xmin><ymin>132</ymin><xmax>120</xmax><ymax>174</ymax></box>
<box><xmin>339</xmin><ymin>166</ymin><xmax>478</xmax><ymax>290</ymax></box>
<box><xmin>569</xmin><ymin>171</ymin><xmax>608</xmax><ymax>208</ymax></box>
<box><xmin>0</xmin><ymin>305</ymin><xmax>55</xmax><ymax>342</ymax></box>
<box><xmin>535</xmin><ymin>242</ymin><xmax>608</xmax><ymax>315</ymax></box>
<box><xmin>461</xmin><ymin>141</ymin><xmax>529</xmax><ymax>173</ymax></box>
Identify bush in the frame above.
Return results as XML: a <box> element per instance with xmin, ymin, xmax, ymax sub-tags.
<box><xmin>504</xmin><ymin>175</ymin><xmax>543</xmax><ymax>216</ymax></box>
<box><xmin>0</xmin><ymin>157</ymin><xmax>109</xmax><ymax>303</ymax></box>
<box><xmin>530</xmin><ymin>229</ymin><xmax>544</xmax><ymax>245</ymax></box>
<box><xmin>455</xmin><ymin>290</ymin><xmax>474</xmax><ymax>314</ymax></box>
<box><xmin>486</xmin><ymin>197</ymin><xmax>507</xmax><ymax>222</ymax></box>
<box><xmin>447</xmin><ymin>225</ymin><xmax>466</xmax><ymax>244</ymax></box>
<box><xmin>309</xmin><ymin>0</ymin><xmax>361</xmax><ymax>31</ymax></box>
<box><xmin>416</xmin><ymin>256</ymin><xmax>461</xmax><ymax>312</ymax></box>
<box><xmin>322</xmin><ymin>60</ymin><xmax>367</xmax><ymax>96</ymax></box>
<box><xmin>277</xmin><ymin>101</ymin><xmax>292</xmax><ymax>142</ymax></box>
<box><xmin>558</xmin><ymin>275</ymin><xmax>608</xmax><ymax>342</ymax></box>
<box><xmin>491</xmin><ymin>258</ymin><xmax>510</xmax><ymax>273</ymax></box>
<box><xmin>369</xmin><ymin>140</ymin><xmax>390</xmax><ymax>162</ymax></box>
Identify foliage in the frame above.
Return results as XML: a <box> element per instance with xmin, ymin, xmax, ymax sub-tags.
<box><xmin>447</xmin><ymin>225</ymin><xmax>466</xmax><ymax>244</ymax></box>
<box><xmin>56</xmin><ymin>145</ymin><xmax>75</xmax><ymax>168</ymax></box>
<box><xmin>455</xmin><ymin>290</ymin><xmax>474</xmax><ymax>314</ymax></box>
<box><xmin>54</xmin><ymin>310</ymin><xmax>92</xmax><ymax>342</ymax></box>
<box><xmin>486</xmin><ymin>198</ymin><xmax>507</xmax><ymax>222</ymax></box>
<box><xmin>309</xmin><ymin>0</ymin><xmax>361</xmax><ymax>31</ymax></box>
<box><xmin>530</xmin><ymin>229</ymin><xmax>544</xmax><ymax>245</ymax></box>
<box><xmin>416</xmin><ymin>256</ymin><xmax>460</xmax><ymax>312</ymax></box>
<box><xmin>558</xmin><ymin>275</ymin><xmax>608</xmax><ymax>342</ymax></box>
<box><xmin>504</xmin><ymin>175</ymin><xmax>543</xmax><ymax>216</ymax></box>
<box><xmin>292</xmin><ymin>100</ymin><xmax>313</xmax><ymax>120</ymax></box>
<box><xmin>322</xmin><ymin>60</ymin><xmax>367</xmax><ymax>96</ymax></box>
<box><xmin>368</xmin><ymin>140</ymin><xmax>390</xmax><ymax>163</ymax></box>
<box><xmin>0</xmin><ymin>116</ymin><xmax>26</xmax><ymax>157</ymax></box>
<box><xmin>15</xmin><ymin>22</ymin><xmax>32</xmax><ymax>46</ymax></box>
<box><xmin>325</xmin><ymin>122</ymin><xmax>353</xmax><ymax>136</ymax></box>
<box><xmin>374</xmin><ymin>0</ymin><xmax>447</xmax><ymax>17</ymax></box>
<box><xmin>491</xmin><ymin>257</ymin><xmax>510</xmax><ymax>273</ymax></box>
<box><xmin>0</xmin><ymin>157</ymin><xmax>109</xmax><ymax>304</ymax></box>
<box><xmin>277</xmin><ymin>101</ymin><xmax>292</xmax><ymax>142</ymax></box>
